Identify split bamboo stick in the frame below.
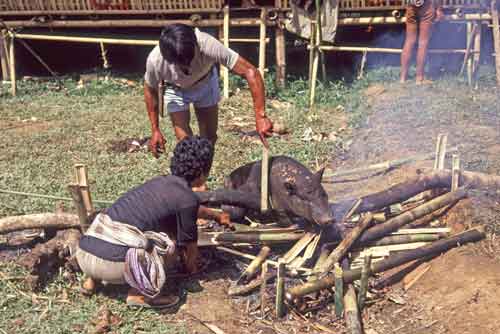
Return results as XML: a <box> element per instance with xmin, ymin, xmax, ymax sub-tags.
<box><xmin>276</xmin><ymin>259</ymin><xmax>286</xmax><ymax>318</ymax></box>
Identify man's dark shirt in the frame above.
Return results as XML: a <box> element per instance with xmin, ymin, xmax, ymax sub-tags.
<box><xmin>79</xmin><ymin>175</ymin><xmax>199</xmax><ymax>262</ymax></box>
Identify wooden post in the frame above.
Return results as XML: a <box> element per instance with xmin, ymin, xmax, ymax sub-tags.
<box><xmin>433</xmin><ymin>134</ymin><xmax>447</xmax><ymax>170</ymax></box>
<box><xmin>315</xmin><ymin>0</ymin><xmax>326</xmax><ymax>81</ymax></box>
<box><xmin>276</xmin><ymin>259</ymin><xmax>286</xmax><ymax>318</ymax></box>
<box><xmin>0</xmin><ymin>30</ymin><xmax>10</xmax><ymax>81</ymax></box>
<box><xmin>466</xmin><ymin>22</ymin><xmax>473</xmax><ymax>85</ymax></box>
<box><xmin>8</xmin><ymin>34</ymin><xmax>16</xmax><ymax>96</ymax></box>
<box><xmin>357</xmin><ymin>254</ymin><xmax>371</xmax><ymax>310</ymax></box>
<box><xmin>260</xmin><ymin>261</ymin><xmax>268</xmax><ymax>317</ymax></box>
<box><xmin>334</xmin><ymin>263</ymin><xmax>344</xmax><ymax>317</ymax></box>
<box><xmin>74</xmin><ymin>164</ymin><xmax>94</xmax><ymax>214</ymax></box>
<box><xmin>451</xmin><ymin>154</ymin><xmax>460</xmax><ymax>191</ymax></box>
<box><xmin>491</xmin><ymin>0</ymin><xmax>500</xmax><ymax>86</ymax></box>
<box><xmin>258</xmin><ymin>8</ymin><xmax>267</xmax><ymax>78</ymax></box>
<box><xmin>308</xmin><ymin>32</ymin><xmax>319</xmax><ymax>112</ymax></box>
<box><xmin>222</xmin><ymin>5</ymin><xmax>230</xmax><ymax>99</ymax></box>
<box><xmin>344</xmin><ymin>285</ymin><xmax>363</xmax><ymax>334</ymax></box>
<box><xmin>473</xmin><ymin>21</ymin><xmax>481</xmax><ymax>80</ymax></box>
<box><xmin>68</xmin><ymin>184</ymin><xmax>90</xmax><ymax>232</ymax></box>
<box><xmin>275</xmin><ymin>22</ymin><xmax>286</xmax><ymax>88</ymax></box>
<box><xmin>261</xmin><ymin>146</ymin><xmax>269</xmax><ymax>213</ymax></box>
<box><xmin>99</xmin><ymin>42</ymin><xmax>110</xmax><ymax>69</ymax></box>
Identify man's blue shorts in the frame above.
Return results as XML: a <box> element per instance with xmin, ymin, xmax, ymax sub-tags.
<box><xmin>164</xmin><ymin>67</ymin><xmax>220</xmax><ymax>113</ymax></box>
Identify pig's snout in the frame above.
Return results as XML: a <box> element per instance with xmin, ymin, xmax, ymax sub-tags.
<box><xmin>311</xmin><ymin>205</ymin><xmax>334</xmax><ymax>225</ymax></box>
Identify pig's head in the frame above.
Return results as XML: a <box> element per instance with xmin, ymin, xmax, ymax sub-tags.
<box><xmin>270</xmin><ymin>158</ymin><xmax>334</xmax><ymax>225</ymax></box>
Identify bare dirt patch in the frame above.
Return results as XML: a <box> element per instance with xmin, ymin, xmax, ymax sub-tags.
<box><xmin>325</xmin><ymin>81</ymin><xmax>500</xmax><ymax>334</ymax></box>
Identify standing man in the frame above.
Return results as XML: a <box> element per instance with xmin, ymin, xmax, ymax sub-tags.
<box><xmin>400</xmin><ymin>0</ymin><xmax>444</xmax><ymax>84</ymax></box>
<box><xmin>144</xmin><ymin>23</ymin><xmax>273</xmax><ymax>163</ymax></box>
<box><xmin>77</xmin><ymin>136</ymin><xmax>213</xmax><ymax>308</ymax></box>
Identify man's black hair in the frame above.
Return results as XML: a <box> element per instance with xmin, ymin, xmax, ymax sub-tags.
<box><xmin>170</xmin><ymin>136</ymin><xmax>213</xmax><ymax>184</ymax></box>
<box><xmin>159</xmin><ymin>24</ymin><xmax>198</xmax><ymax>67</ymax></box>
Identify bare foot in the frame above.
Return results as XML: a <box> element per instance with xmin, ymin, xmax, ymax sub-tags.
<box><xmin>416</xmin><ymin>79</ymin><xmax>433</xmax><ymax>85</ymax></box>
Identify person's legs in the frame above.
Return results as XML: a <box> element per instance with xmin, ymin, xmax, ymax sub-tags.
<box><xmin>401</xmin><ymin>23</ymin><xmax>418</xmax><ymax>83</ymax></box>
<box><xmin>169</xmin><ymin>109</ymin><xmax>193</xmax><ymax>141</ymax></box>
<box><xmin>194</xmin><ymin>105</ymin><xmax>218</xmax><ymax>146</ymax></box>
<box><xmin>415</xmin><ymin>3</ymin><xmax>436</xmax><ymax>83</ymax></box>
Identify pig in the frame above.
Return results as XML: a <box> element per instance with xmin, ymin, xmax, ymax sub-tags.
<box><xmin>223</xmin><ymin>156</ymin><xmax>334</xmax><ymax>225</ymax></box>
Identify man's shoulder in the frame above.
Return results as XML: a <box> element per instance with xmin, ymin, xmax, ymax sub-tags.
<box><xmin>146</xmin><ymin>45</ymin><xmax>163</xmax><ymax>66</ymax></box>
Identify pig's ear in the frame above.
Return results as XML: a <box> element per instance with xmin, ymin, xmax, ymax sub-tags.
<box><xmin>284</xmin><ymin>181</ymin><xmax>297</xmax><ymax>195</ymax></box>
<box><xmin>314</xmin><ymin>167</ymin><xmax>325</xmax><ymax>183</ymax></box>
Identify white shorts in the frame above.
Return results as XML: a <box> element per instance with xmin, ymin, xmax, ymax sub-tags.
<box><xmin>164</xmin><ymin>67</ymin><xmax>220</xmax><ymax>113</ymax></box>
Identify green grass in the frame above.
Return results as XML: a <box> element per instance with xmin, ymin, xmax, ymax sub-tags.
<box><xmin>0</xmin><ymin>68</ymin><xmax>379</xmax><ymax>332</ymax></box>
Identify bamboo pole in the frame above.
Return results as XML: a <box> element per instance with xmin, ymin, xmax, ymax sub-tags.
<box><xmin>334</xmin><ymin>263</ymin><xmax>344</xmax><ymax>317</ymax></box>
<box><xmin>260</xmin><ymin>261</ymin><xmax>268</xmax><ymax>317</ymax></box>
<box><xmin>222</xmin><ymin>5</ymin><xmax>229</xmax><ymax>99</ymax></box>
<box><xmin>313</xmin><ymin>45</ymin><xmax>474</xmax><ymax>54</ymax></box>
<box><xmin>3</xmin><ymin>18</ymin><xmax>272</xmax><ymax>29</ymax></box>
<box><xmin>473</xmin><ymin>21</ymin><xmax>481</xmax><ymax>79</ymax></box>
<box><xmin>309</xmin><ymin>36</ymin><xmax>319</xmax><ymax>111</ymax></box>
<box><xmin>357</xmin><ymin>254</ymin><xmax>371</xmax><ymax>310</ymax></box>
<box><xmin>67</xmin><ymin>184</ymin><xmax>89</xmax><ymax>232</ymax></box>
<box><xmin>286</xmin><ymin>227</ymin><xmax>485</xmax><ymax>299</ymax></box>
<box><xmin>237</xmin><ymin>246</ymin><xmax>271</xmax><ymax>283</ymax></box>
<box><xmin>434</xmin><ymin>134</ymin><xmax>448</xmax><ymax>170</ymax></box>
<box><xmin>355</xmin><ymin>188</ymin><xmax>466</xmax><ymax>245</ymax></box>
<box><xmin>276</xmin><ymin>259</ymin><xmax>286</xmax><ymax>318</ymax></box>
<box><xmin>466</xmin><ymin>22</ymin><xmax>474</xmax><ymax>85</ymax></box>
<box><xmin>491</xmin><ymin>1</ymin><xmax>500</xmax><ymax>85</ymax></box>
<box><xmin>8</xmin><ymin>34</ymin><xmax>16</xmax><ymax>96</ymax></box>
<box><xmin>258</xmin><ymin>8</ymin><xmax>267</xmax><ymax>77</ymax></box>
<box><xmin>0</xmin><ymin>30</ymin><xmax>10</xmax><ymax>81</ymax></box>
<box><xmin>451</xmin><ymin>154</ymin><xmax>460</xmax><ymax>191</ymax></box>
<box><xmin>74</xmin><ymin>164</ymin><xmax>94</xmax><ymax>214</ymax></box>
<box><xmin>308</xmin><ymin>21</ymin><xmax>316</xmax><ymax>84</ymax></box>
<box><xmin>344</xmin><ymin>285</ymin><xmax>362</xmax><ymax>334</ymax></box>
<box><xmin>99</xmin><ymin>42</ymin><xmax>110</xmax><ymax>69</ymax></box>
<box><xmin>318</xmin><ymin>213</ymin><xmax>373</xmax><ymax>275</ymax></box>
<box><xmin>261</xmin><ymin>146</ymin><xmax>269</xmax><ymax>213</ymax></box>
<box><xmin>357</xmin><ymin>50</ymin><xmax>367</xmax><ymax>79</ymax></box>
<box><xmin>275</xmin><ymin>22</ymin><xmax>286</xmax><ymax>88</ymax></box>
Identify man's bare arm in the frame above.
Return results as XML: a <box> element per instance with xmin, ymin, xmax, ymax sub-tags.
<box><xmin>231</xmin><ymin>56</ymin><xmax>273</xmax><ymax>147</ymax></box>
<box><xmin>144</xmin><ymin>82</ymin><xmax>165</xmax><ymax>158</ymax></box>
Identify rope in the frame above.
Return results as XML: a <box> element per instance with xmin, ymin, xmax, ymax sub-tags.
<box><xmin>0</xmin><ymin>189</ymin><xmax>113</xmax><ymax>205</ymax></box>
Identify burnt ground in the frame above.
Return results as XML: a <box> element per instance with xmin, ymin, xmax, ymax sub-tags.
<box><xmin>323</xmin><ymin>81</ymin><xmax>500</xmax><ymax>334</ymax></box>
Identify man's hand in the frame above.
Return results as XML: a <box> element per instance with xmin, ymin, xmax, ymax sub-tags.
<box><xmin>149</xmin><ymin>129</ymin><xmax>166</xmax><ymax>158</ymax></box>
<box><xmin>256</xmin><ymin>116</ymin><xmax>273</xmax><ymax>148</ymax></box>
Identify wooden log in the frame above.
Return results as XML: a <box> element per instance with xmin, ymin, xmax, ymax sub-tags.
<box><xmin>286</xmin><ymin>227</ymin><xmax>485</xmax><ymax>299</ymax></box>
<box><xmin>334</xmin><ymin>169</ymin><xmax>495</xmax><ymax>215</ymax></box>
<box><xmin>276</xmin><ymin>259</ymin><xmax>286</xmax><ymax>318</ymax></box>
<box><xmin>237</xmin><ymin>246</ymin><xmax>271</xmax><ymax>283</ymax></box>
<box><xmin>68</xmin><ymin>184</ymin><xmax>90</xmax><ymax>232</ymax></box>
<box><xmin>357</xmin><ymin>254</ymin><xmax>371</xmax><ymax>310</ymax></box>
<box><xmin>74</xmin><ymin>164</ymin><xmax>94</xmax><ymax>214</ymax></box>
<box><xmin>334</xmin><ymin>263</ymin><xmax>344</xmax><ymax>317</ymax></box>
<box><xmin>319</xmin><ymin>213</ymin><xmax>373</xmax><ymax>274</ymax></box>
<box><xmin>0</xmin><ymin>213</ymin><xmax>80</xmax><ymax>234</ymax></box>
<box><xmin>18</xmin><ymin>228</ymin><xmax>81</xmax><ymax>290</ymax></box>
<box><xmin>344</xmin><ymin>285</ymin><xmax>363</xmax><ymax>334</ymax></box>
<box><xmin>261</xmin><ymin>146</ymin><xmax>269</xmax><ymax>213</ymax></box>
<box><xmin>355</xmin><ymin>189</ymin><xmax>466</xmax><ymax>245</ymax></box>
<box><xmin>491</xmin><ymin>0</ymin><xmax>500</xmax><ymax>85</ymax></box>
<box><xmin>260</xmin><ymin>261</ymin><xmax>268</xmax><ymax>317</ymax></box>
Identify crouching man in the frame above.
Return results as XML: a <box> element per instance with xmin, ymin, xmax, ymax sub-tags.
<box><xmin>76</xmin><ymin>136</ymin><xmax>213</xmax><ymax>308</ymax></box>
